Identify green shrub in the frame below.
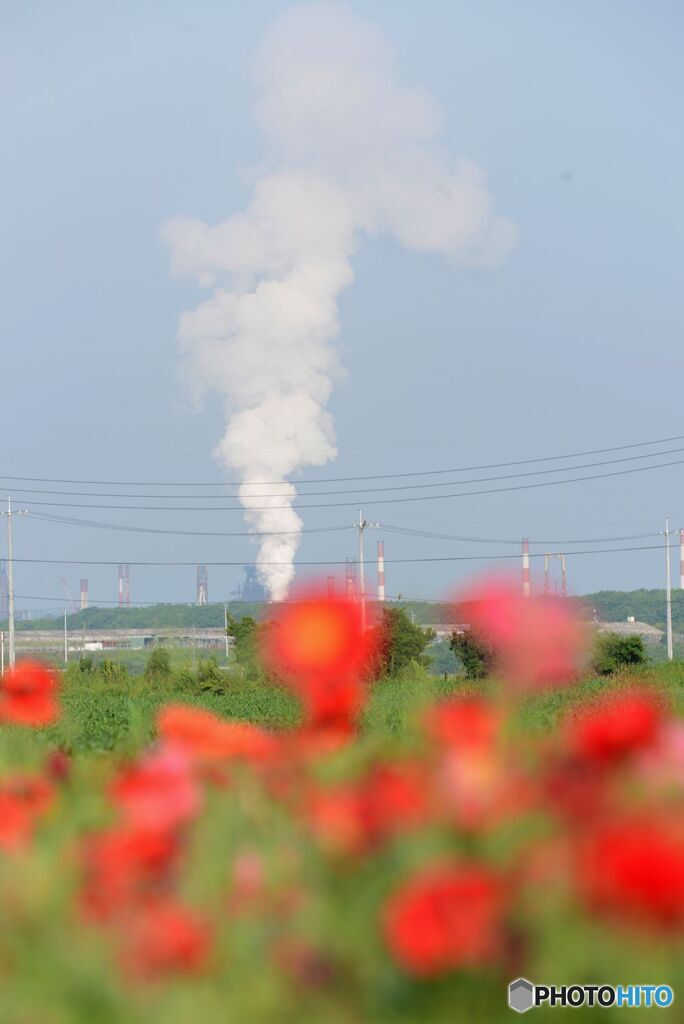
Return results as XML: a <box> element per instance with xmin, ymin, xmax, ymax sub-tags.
<box><xmin>143</xmin><ymin>648</ymin><xmax>172</xmax><ymax>683</ymax></box>
<box><xmin>592</xmin><ymin>632</ymin><xmax>647</xmax><ymax>676</ymax></box>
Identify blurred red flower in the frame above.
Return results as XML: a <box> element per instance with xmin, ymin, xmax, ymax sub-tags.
<box><xmin>45</xmin><ymin>749</ymin><xmax>71</xmax><ymax>783</ymax></box>
<box><xmin>565</xmin><ymin>691</ymin><xmax>662</xmax><ymax>766</ymax></box>
<box><xmin>0</xmin><ymin>660</ymin><xmax>60</xmax><ymax>726</ymax></box>
<box><xmin>577</xmin><ymin>817</ymin><xmax>684</xmax><ymax>927</ymax></box>
<box><xmin>0</xmin><ymin>793</ymin><xmax>33</xmax><ymax>852</ymax></box>
<box><xmin>262</xmin><ymin>595</ymin><xmax>374</xmax><ymax>685</ymax></box>
<box><xmin>541</xmin><ymin>759</ymin><xmax>609</xmax><ymax>822</ymax></box>
<box><xmin>157</xmin><ymin>704</ymin><xmax>279</xmax><ymax>764</ymax></box>
<box><xmin>0</xmin><ymin>775</ymin><xmax>56</xmax><ymax>852</ymax></box>
<box><xmin>307</xmin><ymin>761</ymin><xmax>428</xmax><ymax>855</ymax></box>
<box><xmin>111</xmin><ymin>747</ymin><xmax>201</xmax><ymax>832</ymax></box>
<box><xmin>383</xmin><ymin>863</ymin><xmax>504</xmax><ymax>975</ymax></box>
<box><xmin>298</xmin><ymin>675</ymin><xmax>366</xmax><ymax>736</ymax></box>
<box><xmin>425</xmin><ymin>697</ymin><xmax>500</xmax><ymax>751</ymax></box>
<box><xmin>456</xmin><ymin>577</ymin><xmax>585</xmax><ymax>688</ymax></box>
<box><xmin>119</xmin><ymin>898</ymin><xmax>212</xmax><ymax>981</ymax></box>
<box><xmin>80</xmin><ymin>826</ymin><xmax>179</xmax><ymax>923</ymax></box>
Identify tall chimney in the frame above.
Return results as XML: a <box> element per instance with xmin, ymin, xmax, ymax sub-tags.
<box><xmin>118</xmin><ymin>565</ymin><xmax>124</xmax><ymax>608</ymax></box>
<box><xmin>345</xmin><ymin>557</ymin><xmax>356</xmax><ymax>599</ymax></box>
<box><xmin>522</xmin><ymin>538</ymin><xmax>531</xmax><ymax>597</ymax></box>
<box><xmin>377</xmin><ymin>541</ymin><xmax>386</xmax><ymax>602</ymax></box>
<box><xmin>196</xmin><ymin>565</ymin><xmax>208</xmax><ymax>605</ymax></box>
<box><xmin>80</xmin><ymin>579</ymin><xmax>89</xmax><ymax>611</ymax></box>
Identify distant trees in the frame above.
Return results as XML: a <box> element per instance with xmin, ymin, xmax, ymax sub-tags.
<box><xmin>449</xmin><ymin>629</ymin><xmax>494</xmax><ymax>680</ymax></box>
<box><xmin>373</xmin><ymin>608</ymin><xmax>435</xmax><ymax>677</ymax></box>
<box><xmin>226</xmin><ymin>614</ymin><xmax>261</xmax><ymax>676</ymax></box>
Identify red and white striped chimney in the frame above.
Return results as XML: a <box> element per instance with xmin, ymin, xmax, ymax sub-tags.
<box><xmin>80</xmin><ymin>579</ymin><xmax>89</xmax><ymax>611</ymax></box>
<box><xmin>522</xmin><ymin>538</ymin><xmax>530</xmax><ymax>597</ymax></box>
<box><xmin>680</xmin><ymin>529</ymin><xmax>684</xmax><ymax>590</ymax></box>
<box><xmin>118</xmin><ymin>565</ymin><xmax>124</xmax><ymax>608</ymax></box>
<box><xmin>377</xmin><ymin>541</ymin><xmax>386</xmax><ymax>602</ymax></box>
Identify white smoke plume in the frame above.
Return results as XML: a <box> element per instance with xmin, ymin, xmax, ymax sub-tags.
<box><xmin>164</xmin><ymin>2</ymin><xmax>516</xmax><ymax>601</ymax></box>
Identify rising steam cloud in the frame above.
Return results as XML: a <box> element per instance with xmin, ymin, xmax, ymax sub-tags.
<box><xmin>164</xmin><ymin>2</ymin><xmax>516</xmax><ymax>601</ymax></box>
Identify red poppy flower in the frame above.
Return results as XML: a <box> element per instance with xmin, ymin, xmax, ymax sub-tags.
<box><xmin>384</xmin><ymin>863</ymin><xmax>505</xmax><ymax>976</ymax></box>
<box><xmin>0</xmin><ymin>775</ymin><xmax>56</xmax><ymax>852</ymax></box>
<box><xmin>299</xmin><ymin>675</ymin><xmax>366</xmax><ymax>735</ymax></box>
<box><xmin>456</xmin><ymin>577</ymin><xmax>585</xmax><ymax>688</ymax></box>
<box><xmin>110</xmin><ymin>747</ymin><xmax>201</xmax><ymax>832</ymax></box>
<box><xmin>306</xmin><ymin>784</ymin><xmax>367</xmax><ymax>855</ymax></box>
<box><xmin>0</xmin><ymin>660</ymin><xmax>60</xmax><ymax>726</ymax></box>
<box><xmin>261</xmin><ymin>593</ymin><xmax>375</xmax><ymax>685</ymax></box>
<box><xmin>45</xmin><ymin>749</ymin><xmax>71</xmax><ymax>783</ymax></box>
<box><xmin>307</xmin><ymin>761</ymin><xmax>428</xmax><ymax>856</ymax></box>
<box><xmin>157</xmin><ymin>704</ymin><xmax>279</xmax><ymax>763</ymax></box>
<box><xmin>0</xmin><ymin>792</ymin><xmax>33</xmax><ymax>852</ymax></box>
<box><xmin>425</xmin><ymin>697</ymin><xmax>501</xmax><ymax>751</ymax></box>
<box><xmin>119</xmin><ymin>898</ymin><xmax>212</xmax><ymax>980</ymax></box>
<box><xmin>566</xmin><ymin>691</ymin><xmax>661</xmax><ymax>766</ymax></box>
<box><xmin>80</xmin><ymin>826</ymin><xmax>179</xmax><ymax>922</ymax></box>
<box><xmin>577</xmin><ymin>817</ymin><xmax>684</xmax><ymax>927</ymax></box>
<box><xmin>541</xmin><ymin>759</ymin><xmax>609</xmax><ymax>822</ymax></box>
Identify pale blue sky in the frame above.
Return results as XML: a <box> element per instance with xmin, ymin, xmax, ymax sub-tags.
<box><xmin>1</xmin><ymin>1</ymin><xmax>683</xmax><ymax>609</ymax></box>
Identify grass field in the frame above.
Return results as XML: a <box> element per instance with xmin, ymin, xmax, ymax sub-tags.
<box><xmin>37</xmin><ymin>656</ymin><xmax>684</xmax><ymax>756</ymax></box>
<box><xmin>1</xmin><ymin>602</ymin><xmax>684</xmax><ymax>1023</ymax></box>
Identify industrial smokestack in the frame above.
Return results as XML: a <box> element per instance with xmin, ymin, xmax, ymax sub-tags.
<box><xmin>345</xmin><ymin>557</ymin><xmax>356</xmax><ymax>600</ymax></box>
<box><xmin>196</xmin><ymin>565</ymin><xmax>208</xmax><ymax>606</ymax></box>
<box><xmin>377</xmin><ymin>541</ymin><xmax>386</xmax><ymax>602</ymax></box>
<box><xmin>117</xmin><ymin>565</ymin><xmax>124</xmax><ymax>609</ymax></box>
<box><xmin>522</xmin><ymin>538</ymin><xmax>530</xmax><ymax>597</ymax></box>
<box><xmin>163</xmin><ymin>4</ymin><xmax>515</xmax><ymax>601</ymax></box>
<box><xmin>80</xmin><ymin>579</ymin><xmax>89</xmax><ymax>611</ymax></box>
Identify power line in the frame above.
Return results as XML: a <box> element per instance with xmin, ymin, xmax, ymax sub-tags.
<box><xmin>28</xmin><ymin>510</ymin><xmax>662</xmax><ymax>548</ymax></box>
<box><xmin>1</xmin><ymin>430</ymin><xmax>684</xmax><ymax>486</ymax></box>
<box><xmin>381</xmin><ymin>524</ymin><xmax>662</xmax><ymax>545</ymax></box>
<box><xmin>6</xmin><ymin>444</ymin><xmax>684</xmax><ymax>499</ymax></box>
<box><xmin>26</xmin><ymin>511</ymin><xmax>353</xmax><ymax>538</ymax></box>
<box><xmin>6</xmin><ymin>541</ymin><xmax>679</xmax><ymax>567</ymax></box>
<box><xmin>13</xmin><ymin>454</ymin><xmax>684</xmax><ymax>510</ymax></box>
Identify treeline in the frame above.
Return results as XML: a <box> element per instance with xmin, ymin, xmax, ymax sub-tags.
<box><xmin>577</xmin><ymin>589</ymin><xmax>684</xmax><ymax>633</ymax></box>
<box><xmin>11</xmin><ymin>602</ymin><xmax>265</xmax><ymax>632</ymax></box>
<box><xmin>8</xmin><ymin>590</ymin><xmax>681</xmax><ymax>634</ymax></box>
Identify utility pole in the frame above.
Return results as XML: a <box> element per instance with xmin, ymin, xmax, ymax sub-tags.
<box><xmin>354</xmin><ymin>509</ymin><xmax>379</xmax><ymax>631</ymax></box>
<box><xmin>665</xmin><ymin>517</ymin><xmax>673</xmax><ymax>661</ymax></box>
<box><xmin>1</xmin><ymin>497</ymin><xmax>28</xmax><ymax>668</ymax></box>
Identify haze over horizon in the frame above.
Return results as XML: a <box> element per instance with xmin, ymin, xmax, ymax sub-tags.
<box><xmin>1</xmin><ymin>1</ymin><xmax>682</xmax><ymax>608</ymax></box>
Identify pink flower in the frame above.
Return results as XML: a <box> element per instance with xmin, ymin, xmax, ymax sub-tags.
<box><xmin>456</xmin><ymin>576</ymin><xmax>585</xmax><ymax>688</ymax></box>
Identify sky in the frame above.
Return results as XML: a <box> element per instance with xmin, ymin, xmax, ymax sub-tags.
<box><xmin>1</xmin><ymin>0</ymin><xmax>683</xmax><ymax>612</ymax></box>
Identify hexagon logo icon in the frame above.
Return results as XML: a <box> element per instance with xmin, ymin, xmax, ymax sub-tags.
<box><xmin>508</xmin><ymin>978</ymin><xmax>535</xmax><ymax>1013</ymax></box>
